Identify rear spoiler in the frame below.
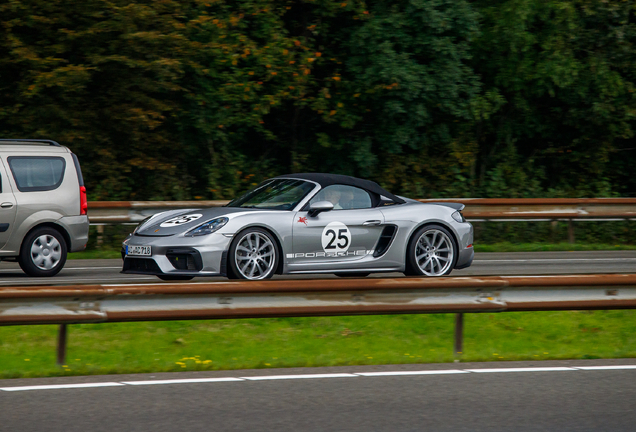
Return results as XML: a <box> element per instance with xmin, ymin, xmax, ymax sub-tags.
<box><xmin>426</xmin><ymin>202</ymin><xmax>465</xmax><ymax>211</ymax></box>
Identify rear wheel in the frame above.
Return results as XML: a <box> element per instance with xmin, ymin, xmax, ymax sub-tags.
<box><xmin>157</xmin><ymin>275</ymin><xmax>195</xmax><ymax>281</ymax></box>
<box><xmin>405</xmin><ymin>225</ymin><xmax>457</xmax><ymax>277</ymax></box>
<box><xmin>19</xmin><ymin>227</ymin><xmax>67</xmax><ymax>277</ymax></box>
<box><xmin>228</xmin><ymin>228</ymin><xmax>279</xmax><ymax>280</ymax></box>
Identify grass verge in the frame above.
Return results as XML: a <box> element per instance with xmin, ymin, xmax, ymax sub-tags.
<box><xmin>1</xmin><ymin>311</ymin><xmax>634</xmax><ymax>379</ymax></box>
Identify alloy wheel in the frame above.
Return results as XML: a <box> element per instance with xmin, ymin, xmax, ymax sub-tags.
<box><xmin>414</xmin><ymin>229</ymin><xmax>454</xmax><ymax>276</ymax></box>
<box><xmin>234</xmin><ymin>232</ymin><xmax>276</xmax><ymax>280</ymax></box>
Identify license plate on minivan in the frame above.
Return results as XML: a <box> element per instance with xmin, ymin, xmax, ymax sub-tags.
<box><xmin>126</xmin><ymin>245</ymin><xmax>151</xmax><ymax>256</ymax></box>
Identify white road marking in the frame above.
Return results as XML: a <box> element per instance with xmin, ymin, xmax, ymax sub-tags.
<box><xmin>574</xmin><ymin>365</ymin><xmax>636</xmax><ymax>370</ymax></box>
<box><xmin>465</xmin><ymin>367</ymin><xmax>576</xmax><ymax>373</ymax></box>
<box><xmin>355</xmin><ymin>370</ymin><xmax>468</xmax><ymax>376</ymax></box>
<box><xmin>121</xmin><ymin>378</ymin><xmax>243</xmax><ymax>385</ymax></box>
<box><xmin>2</xmin><ymin>365</ymin><xmax>634</xmax><ymax>392</ymax></box>
<box><xmin>475</xmin><ymin>258</ymin><xmax>636</xmax><ymax>263</ymax></box>
<box><xmin>0</xmin><ymin>382</ymin><xmax>124</xmax><ymax>391</ymax></box>
<box><xmin>241</xmin><ymin>373</ymin><xmax>357</xmax><ymax>380</ymax></box>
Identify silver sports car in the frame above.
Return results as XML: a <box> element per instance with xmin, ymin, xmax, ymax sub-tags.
<box><xmin>121</xmin><ymin>173</ymin><xmax>473</xmax><ymax>281</ymax></box>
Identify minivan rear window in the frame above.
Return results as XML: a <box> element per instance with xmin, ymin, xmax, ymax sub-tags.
<box><xmin>8</xmin><ymin>156</ymin><xmax>66</xmax><ymax>192</ymax></box>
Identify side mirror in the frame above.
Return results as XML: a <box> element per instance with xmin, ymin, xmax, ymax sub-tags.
<box><xmin>308</xmin><ymin>201</ymin><xmax>334</xmax><ymax>217</ymax></box>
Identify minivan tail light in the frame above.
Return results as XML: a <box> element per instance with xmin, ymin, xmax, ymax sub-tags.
<box><xmin>80</xmin><ymin>186</ymin><xmax>88</xmax><ymax>215</ymax></box>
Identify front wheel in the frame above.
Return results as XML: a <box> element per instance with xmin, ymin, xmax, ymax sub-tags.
<box><xmin>228</xmin><ymin>228</ymin><xmax>279</xmax><ymax>280</ymax></box>
<box><xmin>405</xmin><ymin>225</ymin><xmax>457</xmax><ymax>277</ymax></box>
<box><xmin>19</xmin><ymin>227</ymin><xmax>67</xmax><ymax>277</ymax></box>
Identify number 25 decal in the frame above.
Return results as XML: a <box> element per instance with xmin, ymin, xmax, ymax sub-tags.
<box><xmin>325</xmin><ymin>229</ymin><xmax>349</xmax><ymax>249</ymax></box>
<box><xmin>321</xmin><ymin>222</ymin><xmax>351</xmax><ymax>252</ymax></box>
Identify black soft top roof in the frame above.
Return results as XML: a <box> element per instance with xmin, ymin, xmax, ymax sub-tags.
<box><xmin>275</xmin><ymin>173</ymin><xmax>405</xmax><ymax>204</ymax></box>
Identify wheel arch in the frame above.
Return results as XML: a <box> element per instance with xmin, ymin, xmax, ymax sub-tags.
<box><xmin>404</xmin><ymin>220</ymin><xmax>460</xmax><ymax>272</ymax></box>
<box><xmin>21</xmin><ymin>222</ymin><xmax>71</xmax><ymax>253</ymax></box>
<box><xmin>229</xmin><ymin>225</ymin><xmax>285</xmax><ymax>275</ymax></box>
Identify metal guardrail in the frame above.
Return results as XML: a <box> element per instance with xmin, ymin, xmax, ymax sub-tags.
<box><xmin>87</xmin><ymin>198</ymin><xmax>636</xmax><ymax>224</ymax></box>
<box><xmin>2</xmin><ymin>274</ymin><xmax>635</xmax><ymax>364</ymax></box>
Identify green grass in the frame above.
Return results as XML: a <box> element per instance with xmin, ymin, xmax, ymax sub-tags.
<box><xmin>473</xmin><ymin>242</ymin><xmax>636</xmax><ymax>253</ymax></box>
<box><xmin>1</xmin><ymin>311</ymin><xmax>634</xmax><ymax>379</ymax></box>
<box><xmin>68</xmin><ymin>250</ymin><xmax>122</xmax><ymax>260</ymax></box>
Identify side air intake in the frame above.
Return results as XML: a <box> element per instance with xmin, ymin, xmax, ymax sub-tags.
<box><xmin>373</xmin><ymin>225</ymin><xmax>397</xmax><ymax>257</ymax></box>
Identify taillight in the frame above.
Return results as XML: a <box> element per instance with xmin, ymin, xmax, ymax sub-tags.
<box><xmin>80</xmin><ymin>186</ymin><xmax>88</xmax><ymax>215</ymax></box>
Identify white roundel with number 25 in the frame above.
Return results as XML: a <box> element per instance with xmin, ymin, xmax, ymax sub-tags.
<box><xmin>160</xmin><ymin>214</ymin><xmax>203</xmax><ymax>228</ymax></box>
<box><xmin>321</xmin><ymin>222</ymin><xmax>351</xmax><ymax>253</ymax></box>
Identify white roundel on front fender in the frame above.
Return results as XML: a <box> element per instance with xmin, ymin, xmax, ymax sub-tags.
<box><xmin>321</xmin><ymin>222</ymin><xmax>351</xmax><ymax>253</ymax></box>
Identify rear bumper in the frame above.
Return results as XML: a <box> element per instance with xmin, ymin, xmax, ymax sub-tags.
<box><xmin>58</xmin><ymin>215</ymin><xmax>89</xmax><ymax>252</ymax></box>
<box><xmin>455</xmin><ymin>247</ymin><xmax>474</xmax><ymax>270</ymax></box>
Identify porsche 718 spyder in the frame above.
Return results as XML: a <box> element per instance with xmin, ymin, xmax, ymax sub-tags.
<box><xmin>121</xmin><ymin>173</ymin><xmax>474</xmax><ymax>280</ymax></box>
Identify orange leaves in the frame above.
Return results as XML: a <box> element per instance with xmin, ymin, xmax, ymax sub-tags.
<box><xmin>294</xmin><ymin>40</ymin><xmax>301</xmax><ymax>47</ymax></box>
<box><xmin>332</xmin><ymin>76</ymin><xmax>341</xmax><ymax>81</ymax></box>
<box><xmin>385</xmin><ymin>82</ymin><xmax>399</xmax><ymax>89</ymax></box>
<box><xmin>303</xmin><ymin>68</ymin><xmax>311</xmax><ymax>75</ymax></box>
<box><xmin>282</xmin><ymin>49</ymin><xmax>289</xmax><ymax>55</ymax></box>
<box><xmin>315</xmin><ymin>52</ymin><xmax>321</xmax><ymax>57</ymax></box>
<box><xmin>330</xmin><ymin>110</ymin><xmax>337</xmax><ymax>116</ymax></box>
<box><xmin>271</xmin><ymin>71</ymin><xmax>277</xmax><ymax>75</ymax></box>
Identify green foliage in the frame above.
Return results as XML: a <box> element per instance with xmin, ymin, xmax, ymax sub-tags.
<box><xmin>1</xmin><ymin>0</ymin><xmax>635</xmax><ymax>199</ymax></box>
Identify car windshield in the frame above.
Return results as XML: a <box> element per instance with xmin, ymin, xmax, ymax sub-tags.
<box><xmin>227</xmin><ymin>179</ymin><xmax>315</xmax><ymax>210</ymax></box>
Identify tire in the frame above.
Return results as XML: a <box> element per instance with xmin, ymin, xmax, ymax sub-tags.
<box><xmin>405</xmin><ymin>224</ymin><xmax>457</xmax><ymax>277</ymax></box>
<box><xmin>335</xmin><ymin>272</ymin><xmax>370</xmax><ymax>278</ymax></box>
<box><xmin>228</xmin><ymin>227</ymin><xmax>279</xmax><ymax>280</ymax></box>
<box><xmin>19</xmin><ymin>227</ymin><xmax>67</xmax><ymax>277</ymax></box>
<box><xmin>157</xmin><ymin>275</ymin><xmax>195</xmax><ymax>281</ymax></box>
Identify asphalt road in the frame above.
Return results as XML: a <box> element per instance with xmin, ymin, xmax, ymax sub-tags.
<box><xmin>0</xmin><ymin>250</ymin><xmax>634</xmax><ymax>285</ymax></box>
<box><xmin>1</xmin><ymin>360</ymin><xmax>635</xmax><ymax>432</ymax></box>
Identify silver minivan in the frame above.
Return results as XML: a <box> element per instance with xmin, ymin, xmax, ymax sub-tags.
<box><xmin>0</xmin><ymin>139</ymin><xmax>89</xmax><ymax>276</ymax></box>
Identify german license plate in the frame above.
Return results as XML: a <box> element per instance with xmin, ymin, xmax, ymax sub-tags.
<box><xmin>126</xmin><ymin>245</ymin><xmax>151</xmax><ymax>256</ymax></box>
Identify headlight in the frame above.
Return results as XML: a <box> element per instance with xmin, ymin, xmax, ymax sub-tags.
<box><xmin>451</xmin><ymin>211</ymin><xmax>466</xmax><ymax>223</ymax></box>
<box><xmin>185</xmin><ymin>217</ymin><xmax>229</xmax><ymax>237</ymax></box>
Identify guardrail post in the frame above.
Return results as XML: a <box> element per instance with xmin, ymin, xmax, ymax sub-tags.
<box><xmin>57</xmin><ymin>324</ymin><xmax>67</xmax><ymax>366</ymax></box>
<box><xmin>454</xmin><ymin>313</ymin><xmax>463</xmax><ymax>359</ymax></box>
<box><xmin>568</xmin><ymin>219</ymin><xmax>575</xmax><ymax>244</ymax></box>
<box><xmin>96</xmin><ymin>224</ymin><xmax>104</xmax><ymax>248</ymax></box>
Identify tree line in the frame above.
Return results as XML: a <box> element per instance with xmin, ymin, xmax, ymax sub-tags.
<box><xmin>1</xmin><ymin>0</ymin><xmax>635</xmax><ymax>200</ymax></box>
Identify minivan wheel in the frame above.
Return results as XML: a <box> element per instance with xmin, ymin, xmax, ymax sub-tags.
<box><xmin>19</xmin><ymin>227</ymin><xmax>67</xmax><ymax>277</ymax></box>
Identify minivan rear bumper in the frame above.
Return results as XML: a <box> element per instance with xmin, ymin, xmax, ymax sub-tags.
<box><xmin>58</xmin><ymin>215</ymin><xmax>89</xmax><ymax>252</ymax></box>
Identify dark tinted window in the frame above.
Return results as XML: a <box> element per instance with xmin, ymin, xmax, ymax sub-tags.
<box><xmin>8</xmin><ymin>157</ymin><xmax>66</xmax><ymax>192</ymax></box>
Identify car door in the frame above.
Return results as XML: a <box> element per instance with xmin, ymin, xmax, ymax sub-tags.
<box><xmin>0</xmin><ymin>158</ymin><xmax>17</xmax><ymax>249</ymax></box>
<box><xmin>290</xmin><ymin>185</ymin><xmax>385</xmax><ymax>268</ymax></box>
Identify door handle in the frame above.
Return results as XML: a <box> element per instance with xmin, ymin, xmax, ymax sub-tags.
<box><xmin>0</xmin><ymin>202</ymin><xmax>13</xmax><ymax>209</ymax></box>
<box><xmin>363</xmin><ymin>220</ymin><xmax>382</xmax><ymax>226</ymax></box>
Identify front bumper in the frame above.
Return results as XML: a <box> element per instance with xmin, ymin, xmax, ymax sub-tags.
<box><xmin>120</xmin><ymin>233</ymin><xmax>232</xmax><ymax>277</ymax></box>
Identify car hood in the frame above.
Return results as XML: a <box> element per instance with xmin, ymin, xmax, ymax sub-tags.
<box><xmin>135</xmin><ymin>207</ymin><xmax>268</xmax><ymax>236</ymax></box>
